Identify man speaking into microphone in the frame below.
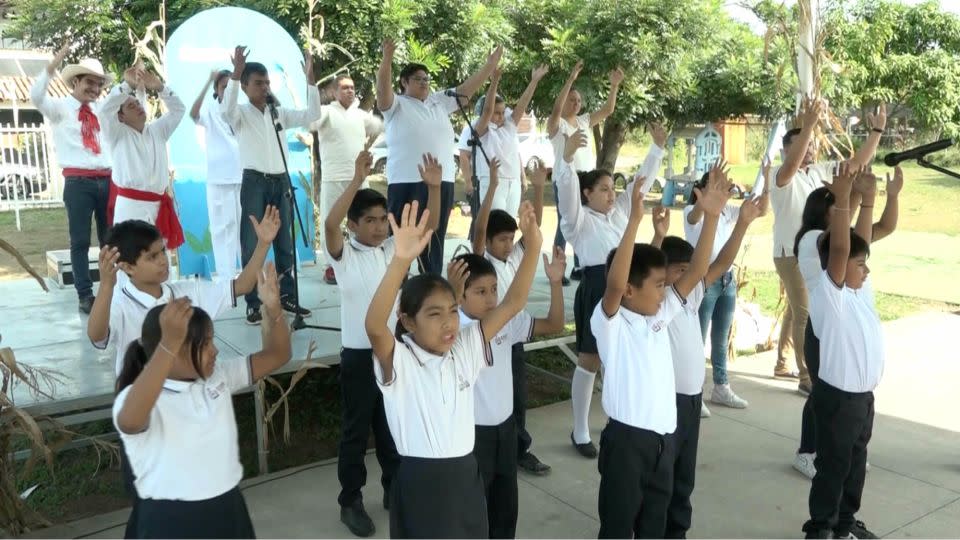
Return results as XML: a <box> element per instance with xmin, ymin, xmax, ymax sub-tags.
<box><xmin>223</xmin><ymin>45</ymin><xmax>321</xmax><ymax>324</ymax></box>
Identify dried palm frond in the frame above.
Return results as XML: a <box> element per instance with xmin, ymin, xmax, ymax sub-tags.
<box><xmin>259</xmin><ymin>341</ymin><xmax>329</xmax><ymax>447</ymax></box>
<box><xmin>0</xmin><ymin>238</ymin><xmax>47</xmax><ymax>292</ymax></box>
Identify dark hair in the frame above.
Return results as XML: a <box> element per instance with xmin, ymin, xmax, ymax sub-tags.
<box><xmin>241</xmin><ymin>62</ymin><xmax>268</xmax><ymax>85</ymax></box>
<box><xmin>453</xmin><ymin>253</ymin><xmax>497</xmax><ymax>291</ymax></box>
<box><xmin>116</xmin><ymin>305</ymin><xmax>213</xmax><ymax>393</ymax></box>
<box><xmin>578</xmin><ymin>169</ymin><xmax>613</xmax><ymax>205</ymax></box>
<box><xmin>660</xmin><ymin>236</ymin><xmax>695</xmax><ymax>265</ymax></box>
<box><xmin>398</xmin><ymin>63</ymin><xmax>429</xmax><ymax>92</ymax></box>
<box><xmin>782</xmin><ymin>127</ymin><xmax>803</xmax><ymax>147</ymax></box>
<box><xmin>395</xmin><ymin>274</ymin><xmax>456</xmax><ymax>339</ymax></box>
<box><xmin>688</xmin><ymin>171</ymin><xmax>711</xmax><ymax>205</ymax></box>
<box><xmin>793</xmin><ymin>187</ymin><xmax>835</xmax><ymax>257</ymax></box>
<box><xmin>347</xmin><ymin>188</ymin><xmax>388</xmax><ymax>223</ymax></box>
<box><xmin>486</xmin><ymin>209</ymin><xmax>518</xmax><ymax>241</ymax></box>
<box><xmin>209</xmin><ymin>70</ymin><xmax>231</xmax><ymax>99</ymax></box>
<box><xmin>474</xmin><ymin>94</ymin><xmax>505</xmax><ymax>116</ymax></box>
<box><xmin>605</xmin><ymin>243</ymin><xmax>667</xmax><ymax>287</ymax></box>
<box><xmin>817</xmin><ymin>228</ymin><xmax>870</xmax><ymax>270</ymax></box>
<box><xmin>335</xmin><ymin>74</ymin><xmax>354</xmax><ymax>86</ymax></box>
<box><xmin>106</xmin><ymin>220</ymin><xmax>162</xmax><ymax>265</ymax></box>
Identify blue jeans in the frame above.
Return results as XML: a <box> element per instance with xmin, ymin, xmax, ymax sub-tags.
<box><xmin>551</xmin><ymin>181</ymin><xmax>580</xmax><ymax>270</ymax></box>
<box><xmin>387</xmin><ymin>181</ymin><xmax>454</xmax><ymax>275</ymax></box>
<box><xmin>698</xmin><ymin>271</ymin><xmax>736</xmax><ymax>385</ymax></box>
<box><xmin>240</xmin><ymin>170</ymin><xmax>295</xmax><ymax>310</ymax></box>
<box><xmin>63</xmin><ymin>176</ymin><xmax>110</xmax><ymax>299</ymax></box>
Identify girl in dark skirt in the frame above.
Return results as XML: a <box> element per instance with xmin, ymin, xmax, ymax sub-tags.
<box><xmin>112</xmin><ymin>264</ymin><xmax>291</xmax><ymax>539</ymax></box>
<box><xmin>365</xmin><ymin>201</ymin><xmax>543</xmax><ymax>538</ymax></box>
<box><xmin>554</xmin><ymin>126</ymin><xmax>668</xmax><ymax>458</ymax></box>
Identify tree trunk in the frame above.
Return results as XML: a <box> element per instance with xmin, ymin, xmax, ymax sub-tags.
<box><xmin>596</xmin><ymin>119</ymin><xmax>628</xmax><ymax>172</ymax></box>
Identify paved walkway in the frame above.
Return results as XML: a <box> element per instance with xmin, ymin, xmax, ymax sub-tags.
<box><xmin>28</xmin><ymin>312</ymin><xmax>960</xmax><ymax>539</ymax></box>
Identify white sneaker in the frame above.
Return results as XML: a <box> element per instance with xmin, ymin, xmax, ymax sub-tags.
<box><xmin>710</xmin><ymin>384</ymin><xmax>748</xmax><ymax>408</ymax></box>
<box><xmin>701</xmin><ymin>402</ymin><xmax>711</xmax><ymax>418</ymax></box>
<box><xmin>794</xmin><ymin>452</ymin><xmax>817</xmax><ymax>479</ymax></box>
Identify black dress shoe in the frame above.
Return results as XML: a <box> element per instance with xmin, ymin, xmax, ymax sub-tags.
<box><xmin>78</xmin><ymin>295</ymin><xmax>95</xmax><ymax>314</ymax></box>
<box><xmin>340</xmin><ymin>502</ymin><xmax>375</xmax><ymax>537</ymax></box>
<box><xmin>561</xmin><ymin>276</ymin><xmax>571</xmax><ymax>287</ymax></box>
<box><xmin>570</xmin><ymin>267</ymin><xmax>583</xmax><ymax>281</ymax></box>
<box><xmin>518</xmin><ymin>452</ymin><xmax>552</xmax><ymax>475</ymax></box>
<box><xmin>281</xmin><ymin>298</ymin><xmax>312</xmax><ymax>316</ymax></box>
<box><xmin>570</xmin><ymin>432</ymin><xmax>598</xmax><ymax>458</ymax></box>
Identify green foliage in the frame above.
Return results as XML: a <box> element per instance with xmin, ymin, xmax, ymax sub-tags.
<box><xmin>184</xmin><ymin>229</ymin><xmax>212</xmax><ymax>254</ymax></box>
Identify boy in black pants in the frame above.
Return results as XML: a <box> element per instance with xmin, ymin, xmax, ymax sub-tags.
<box><xmin>803</xmin><ymin>162</ymin><xmax>882</xmax><ymax>539</ymax></box>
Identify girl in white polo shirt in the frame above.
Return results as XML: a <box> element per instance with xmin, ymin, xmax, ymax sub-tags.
<box><xmin>112</xmin><ymin>264</ymin><xmax>291</xmax><ymax>539</ymax></box>
<box><xmin>554</xmin><ymin>127</ymin><xmax>666</xmax><ymax>458</ymax></box>
<box><xmin>365</xmin><ymin>201</ymin><xmax>543</xmax><ymax>538</ymax></box>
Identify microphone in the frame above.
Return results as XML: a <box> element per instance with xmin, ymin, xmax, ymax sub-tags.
<box><xmin>883</xmin><ymin>139</ymin><xmax>953</xmax><ymax>167</ymax></box>
<box><xmin>444</xmin><ymin>89</ymin><xmax>467</xmax><ymax>98</ymax></box>
<box><xmin>265</xmin><ymin>93</ymin><xmax>281</xmax><ymax>131</ymax></box>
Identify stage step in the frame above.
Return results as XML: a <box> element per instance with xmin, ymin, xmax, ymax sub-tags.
<box><xmin>46</xmin><ymin>248</ymin><xmax>100</xmax><ymax>289</ymax></box>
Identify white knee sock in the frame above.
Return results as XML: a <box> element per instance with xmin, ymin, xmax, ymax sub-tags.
<box><xmin>571</xmin><ymin>366</ymin><xmax>596</xmax><ymax>444</ymax></box>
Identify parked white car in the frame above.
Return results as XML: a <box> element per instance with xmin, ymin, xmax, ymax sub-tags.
<box><xmin>368</xmin><ymin>135</ymin><xmax>460</xmax><ymax>176</ymax></box>
<box><xmin>518</xmin><ymin>130</ymin><xmax>556</xmax><ymax>171</ymax></box>
<box><xmin>0</xmin><ymin>163</ymin><xmax>45</xmax><ymax>200</ymax></box>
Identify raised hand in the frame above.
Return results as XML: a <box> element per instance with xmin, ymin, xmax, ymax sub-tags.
<box><xmin>250</xmin><ymin>205</ymin><xmax>282</xmax><ymax>244</ymax></box>
<box><xmin>354</xmin><ymin>150</ymin><xmax>373</xmax><ymax>181</ymax></box>
<box><xmin>739</xmin><ymin>196</ymin><xmax>764</xmax><ymax>225</ymax></box>
<box><xmin>487</xmin><ymin>157</ymin><xmax>501</xmax><ymax>188</ymax></box>
<box><xmin>388</xmin><ymin>201</ymin><xmax>433</xmax><ymax>262</ymax></box>
<box><xmin>231</xmin><ymin>46</ymin><xmax>249</xmax><ymax>79</ymax></box>
<box><xmin>141</xmin><ymin>70</ymin><xmax>164</xmax><ymax>92</ymax></box>
<box><xmin>123</xmin><ymin>65</ymin><xmax>143</xmax><ymax>88</ymax></box>
<box><xmin>517</xmin><ymin>201</ymin><xmax>542</xmax><ymax>247</ymax></box>
<box><xmin>528</xmin><ymin>158</ymin><xmax>548</xmax><ymax>189</ymax></box>
<box><xmin>543</xmin><ymin>246</ymin><xmax>567</xmax><ymax>284</ymax></box>
<box><xmin>302</xmin><ymin>48</ymin><xmax>315</xmax><ymax>84</ymax></box>
<box><xmin>800</xmin><ymin>97</ymin><xmax>824</xmax><ymax>131</ymax></box>
<box><xmin>446</xmin><ymin>257</ymin><xmax>470</xmax><ymax>300</ymax></box>
<box><xmin>532</xmin><ymin>64</ymin><xmax>549</xmax><ymax>81</ymax></box>
<box><xmin>761</xmin><ymin>155</ymin><xmax>772</xmax><ymax>184</ymax></box>
<box><xmin>48</xmin><ymin>43</ymin><xmax>72</xmax><ymax>74</ymax></box>
<box><xmin>697</xmin><ymin>162</ymin><xmax>733</xmax><ymax>217</ymax></box>
<box><xmin>886</xmin><ymin>166</ymin><xmax>904</xmax><ymax>197</ymax></box>
<box><xmin>866</xmin><ymin>103</ymin><xmax>887</xmax><ymax>131</ymax></box>
<box><xmin>487</xmin><ymin>45</ymin><xmax>504</xmax><ymax>68</ymax></box>
<box><xmin>569</xmin><ymin>59</ymin><xmax>584</xmax><ymax>80</ymax></box>
<box><xmin>98</xmin><ymin>246</ymin><xmax>120</xmax><ymax>287</ymax></box>
<box><xmin>825</xmin><ymin>161</ymin><xmax>858</xmax><ymax>201</ymax></box>
<box><xmin>649</xmin><ymin>121</ymin><xmax>668</xmax><ymax>148</ymax></box>
<box><xmin>853</xmin><ymin>167</ymin><xmax>877</xmax><ymax>199</ymax></box>
<box><xmin>564</xmin><ymin>130</ymin><xmax>588</xmax><ymax>162</ymax></box>
<box><xmin>257</xmin><ymin>262</ymin><xmax>281</xmax><ymax>316</ymax></box>
<box><xmin>652</xmin><ymin>204</ymin><xmax>670</xmax><ymax>237</ymax></box>
<box><xmin>629</xmin><ymin>175</ymin><xmax>645</xmax><ymax>219</ymax></box>
<box><xmin>159</xmin><ymin>297</ymin><xmax>194</xmax><ymax>353</ymax></box>
<box><xmin>381</xmin><ymin>38</ymin><xmax>396</xmax><ymax>58</ymax></box>
<box><xmin>418</xmin><ymin>153</ymin><xmax>442</xmax><ymax>188</ymax></box>
<box><xmin>608</xmin><ymin>66</ymin><xmax>625</xmax><ymax>86</ymax></box>
<box><xmin>491</xmin><ymin>67</ymin><xmax>502</xmax><ymax>83</ymax></box>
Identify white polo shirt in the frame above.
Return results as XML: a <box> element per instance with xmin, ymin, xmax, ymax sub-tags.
<box><xmin>667</xmin><ymin>281</ymin><xmax>707</xmax><ymax>396</ymax></box>
<box><xmin>485</xmin><ymin>242</ymin><xmax>524</xmax><ymax>303</ymax></box>
<box><xmin>113</xmin><ymin>355</ymin><xmax>251</xmax><ymax>501</ymax></box>
<box><xmin>313</xmin><ymin>100</ymin><xmax>383</xmax><ymax>183</ymax></box>
<box><xmin>770</xmin><ymin>162</ymin><xmax>835</xmax><ymax>258</ymax></box>
<box><xmin>456</xmin><ymin>113</ymin><xmax>522</xmax><ymax>181</ymax></box>
<box><xmin>375</xmin><ymin>324</ymin><xmax>491</xmax><ymax>458</ymax></box>
<box><xmin>382</xmin><ymin>90</ymin><xmax>458</xmax><ymax>184</ymax></box>
<box><xmin>554</xmin><ymin>145</ymin><xmax>665</xmax><ymax>266</ymax></box>
<box><xmin>683</xmin><ymin>204</ymin><xmax>740</xmax><ymax>264</ymax></box>
<box><xmin>809</xmin><ymin>273</ymin><xmax>884</xmax><ymax>393</ymax></box>
<box><xmin>797</xmin><ymin>229</ymin><xmax>825</xmax><ymax>293</ymax></box>
<box><xmin>196</xmin><ymin>98</ymin><xmax>242</xmax><ymax>184</ymax></box>
<box><xmin>328</xmin><ymin>237</ymin><xmax>399</xmax><ymax>349</ymax></box>
<box><xmin>591</xmin><ymin>290</ymin><xmax>684</xmax><ymax>434</ymax></box>
<box><xmin>93</xmin><ymin>279</ymin><xmax>235</xmax><ymax>374</ymax></box>
<box><xmin>461</xmin><ymin>310</ymin><xmax>534</xmax><ymax>426</ymax></box>
<box><xmin>550</xmin><ymin>114</ymin><xmax>594</xmax><ymax>172</ymax></box>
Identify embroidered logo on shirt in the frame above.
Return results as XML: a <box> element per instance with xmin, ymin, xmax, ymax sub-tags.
<box><xmin>651</xmin><ymin>320</ymin><xmax>666</xmax><ymax>333</ymax></box>
<box><xmin>206</xmin><ymin>381</ymin><xmax>228</xmax><ymax>400</ymax></box>
<box><xmin>457</xmin><ymin>372</ymin><xmax>470</xmax><ymax>391</ymax></box>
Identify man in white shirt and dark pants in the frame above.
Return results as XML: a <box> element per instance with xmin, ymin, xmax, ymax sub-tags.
<box><xmin>312</xmin><ymin>74</ymin><xmax>383</xmax><ymax>285</ymax></box>
<box><xmin>30</xmin><ymin>44</ymin><xmax>113</xmax><ymax>313</ymax></box>
<box><xmin>190</xmin><ymin>69</ymin><xmax>243</xmax><ymax>279</ymax></box>
<box><xmin>223</xmin><ymin>46</ymin><xmax>321</xmax><ymax>323</ymax></box>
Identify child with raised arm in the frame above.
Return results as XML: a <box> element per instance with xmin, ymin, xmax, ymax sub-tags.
<box><xmin>324</xmin><ymin>151</ymin><xmax>440</xmax><ymax>538</ymax></box>
<box><xmin>113</xmin><ymin>264</ymin><xmax>290</xmax><ymax>538</ymax></box>
<box><xmin>364</xmin><ymin>200</ymin><xmax>543</xmax><ymax>539</ymax></box>
<box><xmin>592</xmin><ymin>171</ymin><xmax>732</xmax><ymax>539</ymax></box>
<box><xmin>451</xmin><ymin>232</ymin><xmax>565</xmax><ymax>538</ymax></box>
<box><xmin>555</xmin><ymin>124</ymin><xmax>667</xmax><ymax>458</ymax></box>
<box><xmin>801</xmin><ymin>162</ymin><xmax>885</xmax><ymax>540</ymax></box>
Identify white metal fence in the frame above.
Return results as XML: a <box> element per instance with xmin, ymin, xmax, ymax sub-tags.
<box><xmin>0</xmin><ymin>122</ymin><xmax>62</xmax><ymax>228</ymax></box>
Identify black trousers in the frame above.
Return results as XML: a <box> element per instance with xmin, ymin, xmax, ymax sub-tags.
<box><xmin>337</xmin><ymin>347</ymin><xmax>400</xmax><ymax>507</ymax></box>
<box><xmin>387</xmin><ymin>181</ymin><xmax>454</xmax><ymax>275</ymax></box>
<box><xmin>512</xmin><ymin>343</ymin><xmax>533</xmax><ymax>457</ymax></box>
<box><xmin>475</xmin><ymin>418</ymin><xmax>519</xmax><ymax>539</ymax></box>
<box><xmin>134</xmin><ymin>486</ymin><xmax>255</xmax><ymax>539</ymax></box>
<box><xmin>799</xmin><ymin>316</ymin><xmax>821</xmax><ymax>454</ymax></box>
<box><xmin>598</xmin><ymin>419</ymin><xmax>675</xmax><ymax>539</ymax></box>
<box><xmin>805</xmin><ymin>381</ymin><xmax>874</xmax><ymax>535</ymax></box>
<box><xmin>390</xmin><ymin>454</ymin><xmax>488</xmax><ymax>539</ymax></box>
<box><xmin>665</xmin><ymin>393</ymin><xmax>702</xmax><ymax>539</ymax></box>
<box><xmin>120</xmin><ymin>441</ymin><xmax>141</xmax><ymax>539</ymax></box>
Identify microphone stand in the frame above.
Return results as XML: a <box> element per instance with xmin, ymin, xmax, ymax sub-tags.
<box><xmin>266</xmin><ymin>97</ymin><xmax>339</xmax><ymax>333</ymax></box>
<box><xmin>917</xmin><ymin>156</ymin><xmax>960</xmax><ymax>180</ymax></box>
<box><xmin>452</xmin><ymin>93</ymin><xmax>491</xmax><ymax>244</ymax></box>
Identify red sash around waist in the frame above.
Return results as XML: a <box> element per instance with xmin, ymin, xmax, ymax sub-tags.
<box><xmin>108</xmin><ymin>184</ymin><xmax>184</xmax><ymax>250</ymax></box>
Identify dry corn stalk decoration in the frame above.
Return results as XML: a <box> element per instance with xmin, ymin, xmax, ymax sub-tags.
<box><xmin>259</xmin><ymin>340</ymin><xmax>329</xmax><ymax>448</ymax></box>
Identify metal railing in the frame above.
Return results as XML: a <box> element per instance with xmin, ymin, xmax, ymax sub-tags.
<box><xmin>0</xmin><ymin>122</ymin><xmax>62</xmax><ymax>229</ymax></box>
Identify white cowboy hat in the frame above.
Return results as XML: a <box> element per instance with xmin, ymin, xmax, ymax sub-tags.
<box><xmin>60</xmin><ymin>58</ymin><xmax>113</xmax><ymax>87</ymax></box>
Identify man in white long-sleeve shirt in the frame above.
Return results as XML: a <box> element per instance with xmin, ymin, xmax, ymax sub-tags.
<box><xmin>100</xmin><ymin>65</ymin><xmax>186</xmax><ymax>249</ymax></box>
<box><xmin>222</xmin><ymin>45</ymin><xmax>321</xmax><ymax>324</ymax></box>
<box><xmin>30</xmin><ymin>44</ymin><xmax>113</xmax><ymax>314</ymax></box>
<box><xmin>311</xmin><ymin>74</ymin><xmax>383</xmax><ymax>285</ymax></box>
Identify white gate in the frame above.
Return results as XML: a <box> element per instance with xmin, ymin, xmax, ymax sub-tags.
<box><xmin>0</xmin><ymin>122</ymin><xmax>62</xmax><ymax>229</ymax></box>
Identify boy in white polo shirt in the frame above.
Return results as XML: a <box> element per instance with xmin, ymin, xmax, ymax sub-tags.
<box><xmin>324</xmin><ymin>150</ymin><xmax>441</xmax><ymax>538</ymax></box>
<box><xmin>802</xmin><ymin>162</ymin><xmax>882</xmax><ymax>540</ymax></box>
<box><xmin>592</xmin><ymin>172</ymin><xmax>730</xmax><ymax>539</ymax></box>
<box><xmin>655</xmin><ymin>192</ymin><xmax>766</xmax><ymax>538</ymax></box>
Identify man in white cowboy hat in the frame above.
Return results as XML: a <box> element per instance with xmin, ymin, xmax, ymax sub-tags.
<box><xmin>30</xmin><ymin>43</ymin><xmax>115</xmax><ymax>314</ymax></box>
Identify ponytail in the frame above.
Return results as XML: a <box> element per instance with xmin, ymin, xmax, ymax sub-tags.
<box><xmin>394</xmin><ymin>319</ymin><xmax>406</xmax><ymax>340</ymax></box>
<box><xmin>117</xmin><ymin>341</ymin><xmax>150</xmax><ymax>393</ymax></box>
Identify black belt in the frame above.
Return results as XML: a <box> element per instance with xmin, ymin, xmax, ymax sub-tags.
<box><xmin>243</xmin><ymin>169</ymin><xmax>287</xmax><ymax>181</ymax></box>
